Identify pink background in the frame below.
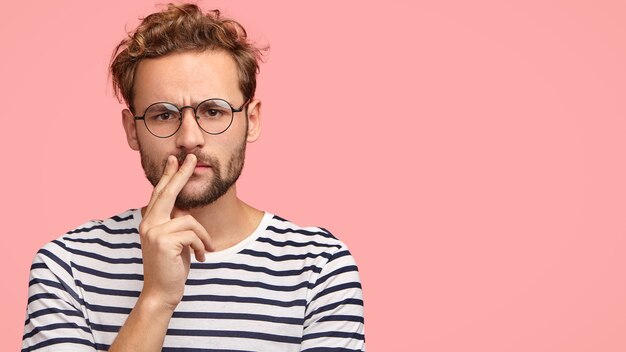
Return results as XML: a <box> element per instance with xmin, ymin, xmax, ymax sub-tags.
<box><xmin>3</xmin><ymin>1</ymin><xmax>626</xmax><ymax>351</ymax></box>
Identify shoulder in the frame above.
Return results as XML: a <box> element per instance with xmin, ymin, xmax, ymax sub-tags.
<box><xmin>258</xmin><ymin>214</ymin><xmax>359</xmax><ymax>270</ymax></box>
<box><xmin>264</xmin><ymin>214</ymin><xmax>347</xmax><ymax>251</ymax></box>
<box><xmin>34</xmin><ymin>209</ymin><xmax>142</xmax><ymax>267</ymax></box>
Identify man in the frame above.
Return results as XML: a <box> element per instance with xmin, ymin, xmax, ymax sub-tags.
<box><xmin>22</xmin><ymin>3</ymin><xmax>365</xmax><ymax>351</ymax></box>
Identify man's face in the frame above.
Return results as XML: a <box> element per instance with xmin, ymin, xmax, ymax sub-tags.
<box><xmin>123</xmin><ymin>50</ymin><xmax>258</xmax><ymax>209</ymax></box>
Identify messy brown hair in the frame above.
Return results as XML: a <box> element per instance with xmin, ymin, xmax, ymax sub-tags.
<box><xmin>110</xmin><ymin>3</ymin><xmax>266</xmax><ymax>112</ymax></box>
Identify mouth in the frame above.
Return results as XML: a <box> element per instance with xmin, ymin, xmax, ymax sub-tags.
<box><xmin>177</xmin><ymin>159</ymin><xmax>211</xmax><ymax>168</ymax></box>
<box><xmin>191</xmin><ymin>161</ymin><xmax>211</xmax><ymax>175</ymax></box>
<box><xmin>175</xmin><ymin>155</ymin><xmax>212</xmax><ymax>174</ymax></box>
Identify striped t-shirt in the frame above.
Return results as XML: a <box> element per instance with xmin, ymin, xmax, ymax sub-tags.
<box><xmin>22</xmin><ymin>209</ymin><xmax>365</xmax><ymax>351</ymax></box>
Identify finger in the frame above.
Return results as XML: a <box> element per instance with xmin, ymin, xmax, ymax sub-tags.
<box><xmin>145</xmin><ymin>155</ymin><xmax>179</xmax><ymax>215</ymax></box>
<box><xmin>150</xmin><ymin>154</ymin><xmax>197</xmax><ymax>219</ymax></box>
<box><xmin>173</xmin><ymin>231</ymin><xmax>207</xmax><ymax>262</ymax></box>
<box><xmin>150</xmin><ymin>215</ymin><xmax>214</xmax><ymax>252</ymax></box>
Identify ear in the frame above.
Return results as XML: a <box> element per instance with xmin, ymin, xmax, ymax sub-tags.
<box><xmin>122</xmin><ymin>109</ymin><xmax>140</xmax><ymax>151</ymax></box>
<box><xmin>245</xmin><ymin>98</ymin><xmax>262</xmax><ymax>143</ymax></box>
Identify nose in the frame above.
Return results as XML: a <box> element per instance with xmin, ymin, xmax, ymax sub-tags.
<box><xmin>174</xmin><ymin>108</ymin><xmax>205</xmax><ymax>150</ymax></box>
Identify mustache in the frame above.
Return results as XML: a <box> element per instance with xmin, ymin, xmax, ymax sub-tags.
<box><xmin>168</xmin><ymin>151</ymin><xmax>218</xmax><ymax>168</ymax></box>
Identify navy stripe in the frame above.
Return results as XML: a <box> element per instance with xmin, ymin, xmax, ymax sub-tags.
<box><xmin>64</xmin><ymin>246</ymin><xmax>143</xmax><ymax>264</ymax></box>
<box><xmin>266</xmin><ymin>225</ymin><xmax>335</xmax><ymax>239</ymax></box>
<box><xmin>50</xmin><ymin>239</ymin><xmax>68</xmax><ymax>249</ymax></box>
<box><xmin>191</xmin><ymin>262</ymin><xmax>322</xmax><ymax>276</ymax></box>
<box><xmin>318</xmin><ymin>314</ymin><xmax>364</xmax><ymax>323</ymax></box>
<box><xmin>22</xmin><ymin>322</ymin><xmax>91</xmax><ymax>340</ymax></box>
<box><xmin>28</xmin><ymin>292</ymin><xmax>61</xmax><ymax>304</ymax></box>
<box><xmin>240</xmin><ymin>249</ymin><xmax>332</xmax><ymax>262</ymax></box>
<box><xmin>76</xmin><ymin>280</ymin><xmax>140</xmax><ymax>297</ymax></box>
<box><xmin>90</xmin><ymin>323</ymin><xmax>120</xmax><ymax>333</ymax></box>
<box><xmin>186</xmin><ymin>277</ymin><xmax>309</xmax><ymax>292</ymax></box>
<box><xmin>95</xmin><ymin>343</ymin><xmax>111</xmax><ymax>351</ymax></box>
<box><xmin>313</xmin><ymin>282</ymin><xmax>362</xmax><ymax>302</ymax></box>
<box><xmin>80</xmin><ymin>281</ymin><xmax>310</xmax><ymax>303</ymax></box>
<box><xmin>166</xmin><ymin>328</ymin><xmax>301</xmax><ymax>344</ymax></box>
<box><xmin>67</xmin><ymin>224</ymin><xmax>139</xmax><ymax>235</ymax></box>
<box><xmin>64</xmin><ymin>237</ymin><xmax>141</xmax><ymax>249</ymax></box>
<box><xmin>257</xmin><ymin>236</ymin><xmax>341</xmax><ymax>249</ymax></box>
<box><xmin>29</xmin><ymin>262</ymin><xmax>47</xmax><ymax>270</ymax></box>
<box><xmin>305</xmin><ymin>298</ymin><xmax>363</xmax><ymax>322</ymax></box>
<box><xmin>21</xmin><ymin>337</ymin><xmax>95</xmax><ymax>352</ymax></box>
<box><xmin>314</xmin><ymin>265</ymin><xmax>359</xmax><ymax>288</ymax></box>
<box><xmin>111</xmin><ymin>213</ymin><xmax>135</xmax><ymax>222</ymax></box>
<box><xmin>162</xmin><ymin>348</ymin><xmax>254</xmax><ymax>352</ymax></box>
<box><xmin>85</xmin><ymin>302</ymin><xmax>132</xmax><ymax>315</ymax></box>
<box><xmin>329</xmin><ymin>249</ymin><xmax>352</xmax><ymax>262</ymax></box>
<box><xmin>72</xmin><ymin>262</ymin><xmax>143</xmax><ymax>281</ymax></box>
<box><xmin>27</xmin><ymin>307</ymin><xmax>84</xmax><ymax>320</ymax></box>
<box><xmin>36</xmin><ymin>249</ymin><xmax>72</xmax><ymax>276</ymax></box>
<box><xmin>303</xmin><ymin>331</ymin><xmax>365</xmax><ymax>341</ymax></box>
<box><xmin>272</xmin><ymin>214</ymin><xmax>288</xmax><ymax>221</ymax></box>
<box><xmin>83</xmin><ymin>304</ymin><xmax>304</xmax><ymax>325</ymax></box>
<box><xmin>301</xmin><ymin>348</ymin><xmax>363</xmax><ymax>352</ymax></box>
<box><xmin>172</xmin><ymin>311</ymin><xmax>304</xmax><ymax>325</ymax></box>
<box><xmin>28</xmin><ymin>278</ymin><xmax>81</xmax><ymax>304</ymax></box>
<box><xmin>317</xmin><ymin>227</ymin><xmax>335</xmax><ymax>237</ymax></box>
<box><xmin>89</xmin><ymin>323</ymin><xmax>302</xmax><ymax>344</ymax></box>
<box><xmin>182</xmin><ymin>294</ymin><xmax>306</xmax><ymax>308</ymax></box>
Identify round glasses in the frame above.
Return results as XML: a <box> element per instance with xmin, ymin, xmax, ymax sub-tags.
<box><xmin>133</xmin><ymin>98</ymin><xmax>249</xmax><ymax>138</ymax></box>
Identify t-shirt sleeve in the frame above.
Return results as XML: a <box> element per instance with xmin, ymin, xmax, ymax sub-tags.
<box><xmin>22</xmin><ymin>240</ymin><xmax>96</xmax><ymax>352</ymax></box>
<box><xmin>301</xmin><ymin>245</ymin><xmax>366</xmax><ymax>351</ymax></box>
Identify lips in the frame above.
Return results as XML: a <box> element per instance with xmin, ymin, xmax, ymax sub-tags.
<box><xmin>175</xmin><ymin>154</ymin><xmax>212</xmax><ymax>170</ymax></box>
<box><xmin>177</xmin><ymin>159</ymin><xmax>211</xmax><ymax>168</ymax></box>
<box><xmin>195</xmin><ymin>163</ymin><xmax>211</xmax><ymax>168</ymax></box>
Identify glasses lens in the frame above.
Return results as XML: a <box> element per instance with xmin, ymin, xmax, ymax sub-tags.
<box><xmin>144</xmin><ymin>103</ymin><xmax>181</xmax><ymax>137</ymax></box>
<box><xmin>196</xmin><ymin>99</ymin><xmax>234</xmax><ymax>134</ymax></box>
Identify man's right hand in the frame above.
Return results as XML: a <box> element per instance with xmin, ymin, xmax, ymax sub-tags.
<box><xmin>138</xmin><ymin>153</ymin><xmax>214</xmax><ymax>310</ymax></box>
<box><xmin>110</xmin><ymin>153</ymin><xmax>214</xmax><ymax>352</ymax></box>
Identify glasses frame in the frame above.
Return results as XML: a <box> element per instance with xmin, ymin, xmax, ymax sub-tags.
<box><xmin>133</xmin><ymin>98</ymin><xmax>249</xmax><ymax>138</ymax></box>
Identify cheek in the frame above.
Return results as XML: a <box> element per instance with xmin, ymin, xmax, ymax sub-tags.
<box><xmin>138</xmin><ymin>136</ymin><xmax>172</xmax><ymax>162</ymax></box>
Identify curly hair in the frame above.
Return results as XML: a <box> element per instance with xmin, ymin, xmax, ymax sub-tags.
<box><xmin>110</xmin><ymin>3</ymin><xmax>266</xmax><ymax>112</ymax></box>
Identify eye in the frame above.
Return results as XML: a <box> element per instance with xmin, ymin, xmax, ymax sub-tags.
<box><xmin>144</xmin><ymin>103</ymin><xmax>180</xmax><ymax>123</ymax></box>
<box><xmin>153</xmin><ymin>112</ymin><xmax>174</xmax><ymax>121</ymax></box>
<box><xmin>198</xmin><ymin>103</ymin><xmax>230</xmax><ymax>119</ymax></box>
<box><xmin>206</xmin><ymin>109</ymin><xmax>223</xmax><ymax>118</ymax></box>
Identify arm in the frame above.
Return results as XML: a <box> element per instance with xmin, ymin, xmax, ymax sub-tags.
<box><xmin>22</xmin><ymin>243</ymin><xmax>96</xmax><ymax>351</ymax></box>
<box><xmin>301</xmin><ymin>247</ymin><xmax>366</xmax><ymax>351</ymax></box>
<box><xmin>109</xmin><ymin>154</ymin><xmax>214</xmax><ymax>351</ymax></box>
<box><xmin>23</xmin><ymin>155</ymin><xmax>211</xmax><ymax>352</ymax></box>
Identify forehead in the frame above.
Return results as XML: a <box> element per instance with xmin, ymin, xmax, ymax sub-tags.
<box><xmin>132</xmin><ymin>50</ymin><xmax>241</xmax><ymax>108</ymax></box>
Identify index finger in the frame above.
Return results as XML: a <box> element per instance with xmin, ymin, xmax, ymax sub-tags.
<box><xmin>149</xmin><ymin>153</ymin><xmax>197</xmax><ymax>218</ymax></box>
<box><xmin>145</xmin><ymin>155</ymin><xmax>178</xmax><ymax>215</ymax></box>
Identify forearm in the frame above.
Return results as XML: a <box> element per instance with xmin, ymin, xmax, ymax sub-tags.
<box><xmin>109</xmin><ymin>294</ymin><xmax>176</xmax><ymax>352</ymax></box>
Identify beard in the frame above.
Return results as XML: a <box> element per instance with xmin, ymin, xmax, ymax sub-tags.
<box><xmin>139</xmin><ymin>139</ymin><xmax>246</xmax><ymax>210</ymax></box>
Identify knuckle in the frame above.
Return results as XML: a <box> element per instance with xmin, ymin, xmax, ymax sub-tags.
<box><xmin>144</xmin><ymin>227</ymin><xmax>157</xmax><ymax>239</ymax></box>
<box><xmin>151</xmin><ymin>187</ymin><xmax>164</xmax><ymax>198</ymax></box>
<box><xmin>162</xmin><ymin>187</ymin><xmax>176</xmax><ymax>198</ymax></box>
<box><xmin>138</xmin><ymin>222</ymin><xmax>150</xmax><ymax>236</ymax></box>
<box><xmin>153</xmin><ymin>234</ymin><xmax>169</xmax><ymax>248</ymax></box>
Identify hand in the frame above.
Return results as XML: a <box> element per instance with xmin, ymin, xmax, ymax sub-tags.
<box><xmin>138</xmin><ymin>154</ymin><xmax>214</xmax><ymax>310</ymax></box>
